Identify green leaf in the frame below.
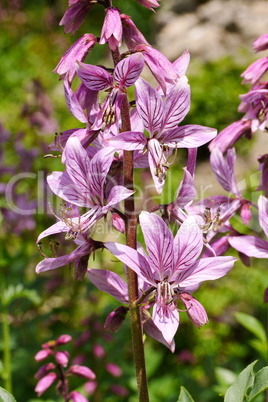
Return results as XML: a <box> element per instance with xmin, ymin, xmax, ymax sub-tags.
<box><xmin>214</xmin><ymin>367</ymin><xmax>237</xmax><ymax>395</ymax></box>
<box><xmin>234</xmin><ymin>312</ymin><xmax>266</xmax><ymax>342</ymax></box>
<box><xmin>224</xmin><ymin>360</ymin><xmax>257</xmax><ymax>402</ymax></box>
<box><xmin>177</xmin><ymin>386</ymin><xmax>195</xmax><ymax>402</ymax></box>
<box><xmin>0</xmin><ymin>387</ymin><xmax>17</xmax><ymax>402</ymax></box>
<box><xmin>2</xmin><ymin>284</ymin><xmax>41</xmax><ymax>307</ymax></box>
<box><xmin>249</xmin><ymin>366</ymin><xmax>268</xmax><ymax>401</ymax></box>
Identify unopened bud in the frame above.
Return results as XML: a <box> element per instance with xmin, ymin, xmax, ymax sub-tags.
<box><xmin>35</xmin><ymin>372</ymin><xmax>57</xmax><ymax>397</ymax></box>
<box><xmin>104</xmin><ymin>306</ymin><xmax>128</xmax><ymax>333</ymax></box>
<box><xmin>55</xmin><ymin>351</ymin><xmax>69</xmax><ymax>367</ymax></box>
<box><xmin>112</xmin><ymin>213</ymin><xmax>125</xmax><ymax>233</ymax></box>
<box><xmin>68</xmin><ymin>364</ymin><xmax>96</xmax><ymax>380</ymax></box>
<box><xmin>56</xmin><ymin>334</ymin><xmax>72</xmax><ymax>345</ymax></box>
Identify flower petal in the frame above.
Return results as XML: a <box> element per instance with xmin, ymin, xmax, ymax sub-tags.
<box><xmin>139</xmin><ymin>211</ymin><xmax>174</xmax><ymax>280</ymax></box>
<box><xmin>76</xmin><ymin>61</ymin><xmax>113</xmax><ymax>91</ymax></box>
<box><xmin>229</xmin><ymin>236</ymin><xmax>268</xmax><ymax>258</ymax></box>
<box><xmin>114</xmin><ymin>53</ymin><xmax>144</xmax><ymax>88</ymax></box>
<box><xmin>135</xmin><ymin>77</ymin><xmax>163</xmax><ymax>135</ymax></box>
<box><xmin>105</xmin><ymin>242</ymin><xmax>154</xmax><ymax>285</ymax></box>
<box><xmin>64</xmin><ymin>80</ymin><xmax>88</xmax><ymax>123</ymax></box>
<box><xmin>87</xmin><ymin>269</ymin><xmax>128</xmax><ymax>303</ymax></box>
<box><xmin>152</xmin><ymin>304</ymin><xmax>179</xmax><ymax>345</ymax></box>
<box><xmin>164</xmin><ymin>125</ymin><xmax>217</xmax><ymax>148</ymax></box>
<box><xmin>173</xmin><ymin>216</ymin><xmax>203</xmax><ymax>273</ymax></box>
<box><xmin>161</xmin><ymin>76</ymin><xmax>190</xmax><ymax>131</ymax></box>
<box><xmin>177</xmin><ymin>256</ymin><xmax>236</xmax><ymax>289</ymax></box>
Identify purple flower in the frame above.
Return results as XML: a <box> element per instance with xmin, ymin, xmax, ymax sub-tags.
<box><xmin>254</xmin><ymin>33</ymin><xmax>268</xmax><ymax>52</ymax></box>
<box><xmin>209</xmin><ymin>120</ymin><xmax>252</xmax><ymax>153</ymax></box>
<box><xmin>241</xmin><ymin>57</ymin><xmax>268</xmax><ymax>86</ymax></box>
<box><xmin>59</xmin><ymin>0</ymin><xmax>96</xmax><ymax>36</ymax></box>
<box><xmin>104</xmin><ymin>212</ymin><xmax>236</xmax><ymax>346</ymax></box>
<box><xmin>136</xmin><ymin>0</ymin><xmax>161</xmax><ymax>11</ymax></box>
<box><xmin>110</xmin><ymin>77</ymin><xmax>216</xmax><ymax>193</ymax></box>
<box><xmin>53</xmin><ymin>34</ymin><xmax>97</xmax><ymax>83</ymax></box>
<box><xmin>99</xmin><ymin>7</ymin><xmax>122</xmax><ymax>51</ymax></box>
<box><xmin>229</xmin><ymin>195</ymin><xmax>268</xmax><ymax>258</ymax></box>
<box><xmin>76</xmin><ymin>53</ymin><xmax>144</xmax><ymax>130</ymax></box>
<box><xmin>121</xmin><ymin>14</ymin><xmax>149</xmax><ymax>50</ymax></box>
<box><xmin>35</xmin><ymin>372</ymin><xmax>57</xmax><ymax>397</ymax></box>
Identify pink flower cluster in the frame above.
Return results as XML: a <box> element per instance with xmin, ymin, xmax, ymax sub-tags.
<box><xmin>34</xmin><ymin>334</ymin><xmax>95</xmax><ymax>401</ymax></box>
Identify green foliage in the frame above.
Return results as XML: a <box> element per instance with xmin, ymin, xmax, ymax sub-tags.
<box><xmin>0</xmin><ymin>387</ymin><xmax>17</xmax><ymax>402</ymax></box>
<box><xmin>224</xmin><ymin>361</ymin><xmax>268</xmax><ymax>402</ymax></box>
<box><xmin>177</xmin><ymin>386</ymin><xmax>195</xmax><ymax>402</ymax></box>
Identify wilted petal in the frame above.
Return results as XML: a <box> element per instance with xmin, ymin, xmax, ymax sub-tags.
<box><xmin>87</xmin><ymin>269</ymin><xmax>129</xmax><ymax>303</ymax></box>
<box><xmin>135</xmin><ymin>77</ymin><xmax>163</xmax><ymax>135</ymax></box>
<box><xmin>64</xmin><ymin>80</ymin><xmax>88</xmax><ymax>123</ymax></box>
<box><xmin>139</xmin><ymin>211</ymin><xmax>174</xmax><ymax>279</ymax></box>
<box><xmin>76</xmin><ymin>61</ymin><xmax>113</xmax><ymax>91</ymax></box>
<box><xmin>114</xmin><ymin>53</ymin><xmax>144</xmax><ymax>88</ymax></box>
<box><xmin>229</xmin><ymin>236</ymin><xmax>268</xmax><ymax>258</ymax></box>
<box><xmin>35</xmin><ymin>372</ymin><xmax>57</xmax><ymax>397</ymax></box>
<box><xmin>258</xmin><ymin>195</ymin><xmax>268</xmax><ymax>237</ymax></box>
<box><xmin>164</xmin><ymin>125</ymin><xmax>217</xmax><ymax>148</ymax></box>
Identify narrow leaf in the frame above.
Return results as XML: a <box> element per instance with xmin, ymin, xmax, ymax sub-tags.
<box><xmin>0</xmin><ymin>387</ymin><xmax>17</xmax><ymax>402</ymax></box>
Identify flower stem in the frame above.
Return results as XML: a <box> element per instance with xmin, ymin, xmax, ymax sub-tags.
<box><xmin>1</xmin><ymin>274</ymin><xmax>12</xmax><ymax>394</ymax></box>
<box><xmin>121</xmin><ymin>94</ymin><xmax>149</xmax><ymax>402</ymax></box>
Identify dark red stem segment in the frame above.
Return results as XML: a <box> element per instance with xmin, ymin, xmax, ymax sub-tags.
<box><xmin>121</xmin><ymin>94</ymin><xmax>149</xmax><ymax>402</ymax></box>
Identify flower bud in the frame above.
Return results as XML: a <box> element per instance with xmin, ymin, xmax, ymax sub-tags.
<box><xmin>104</xmin><ymin>306</ymin><xmax>128</xmax><ymax>333</ymax></box>
<box><xmin>35</xmin><ymin>349</ymin><xmax>52</xmax><ymax>362</ymax></box>
<box><xmin>93</xmin><ymin>344</ymin><xmax>105</xmax><ymax>359</ymax></box>
<box><xmin>69</xmin><ymin>390</ymin><xmax>88</xmax><ymax>402</ymax></box>
<box><xmin>180</xmin><ymin>293</ymin><xmax>208</xmax><ymax>328</ymax></box>
<box><xmin>56</xmin><ymin>334</ymin><xmax>72</xmax><ymax>345</ymax></box>
<box><xmin>34</xmin><ymin>363</ymin><xmax>56</xmax><ymax>380</ymax></box>
<box><xmin>68</xmin><ymin>364</ymin><xmax>96</xmax><ymax>380</ymax></box>
<box><xmin>105</xmin><ymin>362</ymin><xmax>122</xmax><ymax>377</ymax></box>
<box><xmin>55</xmin><ymin>351</ymin><xmax>69</xmax><ymax>367</ymax></box>
<box><xmin>240</xmin><ymin>203</ymin><xmax>251</xmax><ymax>225</ymax></box>
<box><xmin>112</xmin><ymin>213</ymin><xmax>125</xmax><ymax>233</ymax></box>
<box><xmin>35</xmin><ymin>372</ymin><xmax>57</xmax><ymax>397</ymax></box>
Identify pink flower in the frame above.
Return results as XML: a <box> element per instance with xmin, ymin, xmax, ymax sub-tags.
<box><xmin>35</xmin><ymin>372</ymin><xmax>57</xmax><ymax>397</ymax></box>
<box><xmin>100</xmin><ymin>7</ymin><xmax>122</xmax><ymax>51</ymax></box>
<box><xmin>104</xmin><ymin>212</ymin><xmax>236</xmax><ymax>346</ymax></box>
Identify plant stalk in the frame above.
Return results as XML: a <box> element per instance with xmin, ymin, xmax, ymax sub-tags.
<box><xmin>121</xmin><ymin>94</ymin><xmax>149</xmax><ymax>402</ymax></box>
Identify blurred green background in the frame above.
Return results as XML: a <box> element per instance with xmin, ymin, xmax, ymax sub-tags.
<box><xmin>0</xmin><ymin>0</ymin><xmax>267</xmax><ymax>401</ymax></box>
